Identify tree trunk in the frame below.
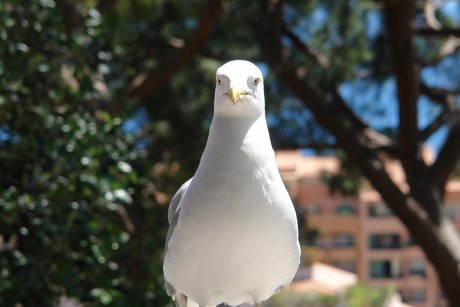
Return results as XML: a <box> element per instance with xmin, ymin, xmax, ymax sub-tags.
<box><xmin>360</xmin><ymin>158</ymin><xmax>460</xmax><ymax>306</ymax></box>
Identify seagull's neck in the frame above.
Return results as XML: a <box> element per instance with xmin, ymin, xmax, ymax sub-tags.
<box><xmin>197</xmin><ymin>114</ymin><xmax>274</xmax><ymax>173</ymax></box>
<box><xmin>210</xmin><ymin>114</ymin><xmax>266</xmax><ymax>143</ymax></box>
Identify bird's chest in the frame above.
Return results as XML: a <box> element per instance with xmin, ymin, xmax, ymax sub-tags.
<box><xmin>184</xmin><ymin>165</ymin><xmax>275</xmax><ymax>229</ymax></box>
<box><xmin>164</xmin><ymin>159</ymin><xmax>298</xmax><ymax>306</ymax></box>
<box><xmin>174</xmin><ymin>160</ymin><xmax>288</xmax><ymax>251</ymax></box>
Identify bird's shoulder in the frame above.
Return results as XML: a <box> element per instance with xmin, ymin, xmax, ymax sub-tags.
<box><xmin>168</xmin><ymin>178</ymin><xmax>193</xmax><ymax>223</ymax></box>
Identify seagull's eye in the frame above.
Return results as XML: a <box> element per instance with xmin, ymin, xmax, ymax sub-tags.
<box><xmin>217</xmin><ymin>77</ymin><xmax>222</xmax><ymax>86</ymax></box>
<box><xmin>253</xmin><ymin>77</ymin><xmax>260</xmax><ymax>86</ymax></box>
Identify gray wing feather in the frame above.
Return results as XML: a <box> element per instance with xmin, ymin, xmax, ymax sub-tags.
<box><xmin>164</xmin><ymin>178</ymin><xmax>193</xmax><ymax>306</ymax></box>
<box><xmin>167</xmin><ymin>178</ymin><xmax>193</xmax><ymax>224</ymax></box>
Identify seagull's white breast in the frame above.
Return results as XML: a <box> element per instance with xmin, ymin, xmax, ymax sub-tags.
<box><xmin>163</xmin><ymin>116</ymin><xmax>300</xmax><ymax>306</ymax></box>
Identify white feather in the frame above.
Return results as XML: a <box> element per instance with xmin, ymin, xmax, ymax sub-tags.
<box><xmin>163</xmin><ymin>60</ymin><xmax>300</xmax><ymax>307</ymax></box>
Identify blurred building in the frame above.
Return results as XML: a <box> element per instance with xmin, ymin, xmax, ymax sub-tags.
<box><xmin>289</xmin><ymin>262</ymin><xmax>358</xmax><ymax>295</ymax></box>
<box><xmin>276</xmin><ymin>150</ymin><xmax>460</xmax><ymax>307</ymax></box>
<box><xmin>288</xmin><ymin>262</ymin><xmax>409</xmax><ymax>307</ymax></box>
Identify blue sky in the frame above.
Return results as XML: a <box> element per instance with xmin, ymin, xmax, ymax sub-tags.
<box><xmin>442</xmin><ymin>1</ymin><xmax>460</xmax><ymax>21</ymax></box>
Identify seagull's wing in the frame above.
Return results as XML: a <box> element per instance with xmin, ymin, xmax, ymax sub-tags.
<box><xmin>164</xmin><ymin>179</ymin><xmax>217</xmax><ymax>307</ymax></box>
<box><xmin>164</xmin><ymin>178</ymin><xmax>193</xmax><ymax>306</ymax></box>
<box><xmin>167</xmin><ymin>178</ymin><xmax>193</xmax><ymax>225</ymax></box>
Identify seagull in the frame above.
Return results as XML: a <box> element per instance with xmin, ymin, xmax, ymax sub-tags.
<box><xmin>163</xmin><ymin>60</ymin><xmax>300</xmax><ymax>307</ymax></box>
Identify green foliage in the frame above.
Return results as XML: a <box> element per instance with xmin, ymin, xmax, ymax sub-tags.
<box><xmin>0</xmin><ymin>0</ymin><xmax>177</xmax><ymax>305</ymax></box>
<box><xmin>321</xmin><ymin>151</ymin><xmax>363</xmax><ymax>196</ymax></box>
<box><xmin>344</xmin><ymin>283</ymin><xmax>394</xmax><ymax>307</ymax></box>
<box><xmin>296</xmin><ymin>208</ymin><xmax>320</xmax><ymax>246</ymax></box>
<box><xmin>266</xmin><ymin>283</ymin><xmax>393</xmax><ymax>307</ymax></box>
<box><xmin>267</xmin><ymin>290</ymin><xmax>339</xmax><ymax>307</ymax></box>
<box><xmin>284</xmin><ymin>0</ymin><xmax>374</xmax><ymax>84</ymax></box>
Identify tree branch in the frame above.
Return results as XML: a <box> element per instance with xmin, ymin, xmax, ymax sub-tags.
<box><xmin>55</xmin><ymin>0</ymin><xmax>81</xmax><ymax>33</ymax></box>
<box><xmin>419</xmin><ymin>81</ymin><xmax>460</xmax><ymax>141</ymax></box>
<box><xmin>385</xmin><ymin>0</ymin><xmax>420</xmax><ymax>175</ymax></box>
<box><xmin>97</xmin><ymin>0</ymin><xmax>118</xmax><ymax>12</ymax></box>
<box><xmin>420</xmin><ymin>82</ymin><xmax>459</xmax><ymax>108</ymax></box>
<box><xmin>148</xmin><ymin>35</ymin><xmax>185</xmax><ymax>50</ymax></box>
<box><xmin>423</xmin><ymin>0</ymin><xmax>442</xmax><ymax>30</ymax></box>
<box><xmin>420</xmin><ymin>81</ymin><xmax>460</xmax><ymax>140</ymax></box>
<box><xmin>420</xmin><ymin>110</ymin><xmax>450</xmax><ymax>142</ymax></box>
<box><xmin>273</xmin><ymin>141</ymin><xmax>337</xmax><ymax>151</ymax></box>
<box><xmin>258</xmin><ymin>0</ymin><xmax>391</xmax><ymax>157</ymax></box>
<box><xmin>414</xmin><ymin>27</ymin><xmax>460</xmax><ymax>37</ymax></box>
<box><xmin>440</xmin><ymin>36</ymin><xmax>460</xmax><ymax>56</ymax></box>
<box><xmin>199</xmin><ymin>48</ymin><xmax>262</xmax><ymax>63</ymax></box>
<box><xmin>282</xmin><ymin>24</ymin><xmax>329</xmax><ymax>67</ymax></box>
<box><xmin>258</xmin><ymin>1</ymin><xmax>377</xmax><ymax>141</ymax></box>
<box><xmin>126</xmin><ymin>0</ymin><xmax>223</xmax><ymax>101</ymax></box>
<box><xmin>430</xmin><ymin>123</ymin><xmax>460</xmax><ymax>190</ymax></box>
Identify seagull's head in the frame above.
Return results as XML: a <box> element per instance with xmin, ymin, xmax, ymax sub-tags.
<box><xmin>214</xmin><ymin>60</ymin><xmax>265</xmax><ymax>118</ymax></box>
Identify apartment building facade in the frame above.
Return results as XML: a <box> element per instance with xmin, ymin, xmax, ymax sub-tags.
<box><xmin>275</xmin><ymin>150</ymin><xmax>460</xmax><ymax>307</ymax></box>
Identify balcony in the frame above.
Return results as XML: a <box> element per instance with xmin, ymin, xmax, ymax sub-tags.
<box><xmin>408</xmin><ymin>258</ymin><xmax>426</xmax><ymax>278</ymax></box>
<box><xmin>402</xmin><ymin>289</ymin><xmax>427</xmax><ymax>304</ymax></box>
<box><xmin>306</xmin><ymin>202</ymin><xmax>360</xmax><ymax>232</ymax></box>
<box><xmin>368</xmin><ymin>203</ymin><xmax>393</xmax><ymax>217</ymax></box>
<box><xmin>408</xmin><ymin>269</ymin><xmax>427</xmax><ymax>278</ymax></box>
<box><xmin>333</xmin><ymin>234</ymin><xmax>355</xmax><ymax>248</ymax></box>
<box><xmin>369</xmin><ymin>259</ymin><xmax>402</xmax><ymax>279</ymax></box>
<box><xmin>369</xmin><ymin>234</ymin><xmax>402</xmax><ymax>249</ymax></box>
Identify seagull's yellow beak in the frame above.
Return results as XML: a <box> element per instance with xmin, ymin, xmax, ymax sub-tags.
<box><xmin>227</xmin><ymin>88</ymin><xmax>248</xmax><ymax>104</ymax></box>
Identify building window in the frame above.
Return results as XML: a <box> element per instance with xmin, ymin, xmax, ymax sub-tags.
<box><xmin>333</xmin><ymin>233</ymin><xmax>355</xmax><ymax>247</ymax></box>
<box><xmin>409</xmin><ymin>259</ymin><xmax>426</xmax><ymax>277</ymax></box>
<box><xmin>314</xmin><ymin>237</ymin><xmax>328</xmax><ymax>248</ymax></box>
<box><xmin>336</xmin><ymin>203</ymin><xmax>355</xmax><ymax>215</ymax></box>
<box><xmin>368</xmin><ymin>203</ymin><xmax>393</xmax><ymax>217</ymax></box>
<box><xmin>306</xmin><ymin>203</ymin><xmax>321</xmax><ymax>215</ymax></box>
<box><xmin>369</xmin><ymin>234</ymin><xmax>401</xmax><ymax>249</ymax></box>
<box><xmin>369</xmin><ymin>259</ymin><xmax>401</xmax><ymax>278</ymax></box>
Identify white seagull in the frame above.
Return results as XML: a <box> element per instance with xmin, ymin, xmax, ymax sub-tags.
<box><xmin>163</xmin><ymin>60</ymin><xmax>300</xmax><ymax>307</ymax></box>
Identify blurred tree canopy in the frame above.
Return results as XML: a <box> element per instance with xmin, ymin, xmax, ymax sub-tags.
<box><xmin>1</xmin><ymin>0</ymin><xmax>460</xmax><ymax>306</ymax></box>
